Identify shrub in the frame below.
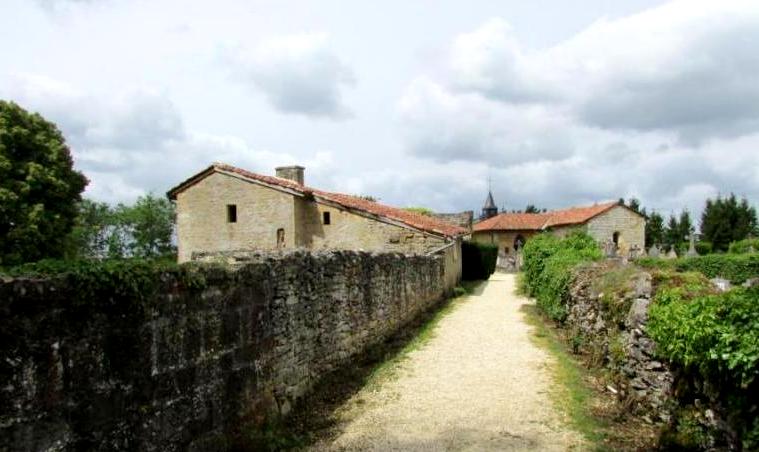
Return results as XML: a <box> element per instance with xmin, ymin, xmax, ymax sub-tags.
<box><xmin>695</xmin><ymin>241</ymin><xmax>712</xmax><ymax>255</ymax></box>
<box><xmin>637</xmin><ymin>254</ymin><xmax>759</xmax><ymax>284</ymax></box>
<box><xmin>648</xmin><ymin>284</ymin><xmax>759</xmax><ymax>449</ymax></box>
<box><xmin>462</xmin><ymin>241</ymin><xmax>498</xmax><ymax>281</ymax></box>
<box><xmin>521</xmin><ymin>233</ymin><xmax>602</xmax><ymax>321</ymax></box>
<box><xmin>728</xmin><ymin>238</ymin><xmax>759</xmax><ymax>254</ymax></box>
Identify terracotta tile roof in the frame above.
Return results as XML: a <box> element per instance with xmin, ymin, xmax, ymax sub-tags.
<box><xmin>473</xmin><ymin>212</ymin><xmax>551</xmax><ymax>232</ymax></box>
<box><xmin>167</xmin><ymin>163</ymin><xmax>467</xmax><ymax>238</ymax></box>
<box><xmin>473</xmin><ymin>201</ymin><xmax>624</xmax><ymax>232</ymax></box>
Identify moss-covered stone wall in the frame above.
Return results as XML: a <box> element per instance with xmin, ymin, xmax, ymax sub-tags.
<box><xmin>0</xmin><ymin>251</ymin><xmax>447</xmax><ymax>451</ymax></box>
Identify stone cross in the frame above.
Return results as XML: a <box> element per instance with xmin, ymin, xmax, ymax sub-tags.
<box><xmin>648</xmin><ymin>244</ymin><xmax>660</xmax><ymax>258</ymax></box>
<box><xmin>686</xmin><ymin>234</ymin><xmax>698</xmax><ymax>257</ymax></box>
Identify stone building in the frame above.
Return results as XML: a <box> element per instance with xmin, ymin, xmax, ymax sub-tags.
<box><xmin>167</xmin><ymin>163</ymin><xmax>465</xmax><ymax>286</ymax></box>
<box><xmin>472</xmin><ymin>201</ymin><xmax>646</xmax><ymax>257</ymax></box>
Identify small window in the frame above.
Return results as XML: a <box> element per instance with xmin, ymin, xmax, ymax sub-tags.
<box><xmin>323</xmin><ymin>211</ymin><xmax>331</xmax><ymax>225</ymax></box>
<box><xmin>227</xmin><ymin>204</ymin><xmax>237</xmax><ymax>223</ymax></box>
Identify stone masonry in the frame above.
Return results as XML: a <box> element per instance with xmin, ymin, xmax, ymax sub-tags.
<box><xmin>0</xmin><ymin>251</ymin><xmax>449</xmax><ymax>451</ymax></box>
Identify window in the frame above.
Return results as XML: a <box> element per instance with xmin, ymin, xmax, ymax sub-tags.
<box><xmin>323</xmin><ymin>211</ymin><xmax>331</xmax><ymax>225</ymax></box>
<box><xmin>613</xmin><ymin>231</ymin><xmax>620</xmax><ymax>246</ymax></box>
<box><xmin>226</xmin><ymin>204</ymin><xmax>237</xmax><ymax>223</ymax></box>
<box><xmin>276</xmin><ymin>228</ymin><xmax>285</xmax><ymax>249</ymax></box>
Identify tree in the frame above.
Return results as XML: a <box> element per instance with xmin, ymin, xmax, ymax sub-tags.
<box><xmin>524</xmin><ymin>204</ymin><xmax>542</xmax><ymax>213</ymax></box>
<box><xmin>119</xmin><ymin>193</ymin><xmax>175</xmax><ymax>258</ymax></box>
<box><xmin>0</xmin><ymin>101</ymin><xmax>88</xmax><ymax>265</ymax></box>
<box><xmin>66</xmin><ymin>199</ymin><xmax>116</xmax><ymax>259</ymax></box>
<box><xmin>645</xmin><ymin>211</ymin><xmax>665</xmax><ymax>248</ymax></box>
<box><xmin>700</xmin><ymin>193</ymin><xmax>758</xmax><ymax>251</ymax></box>
<box><xmin>627</xmin><ymin>197</ymin><xmax>641</xmax><ymax>213</ymax></box>
<box><xmin>678</xmin><ymin>210</ymin><xmax>694</xmax><ymax>242</ymax></box>
<box><xmin>664</xmin><ymin>214</ymin><xmax>680</xmax><ymax>249</ymax></box>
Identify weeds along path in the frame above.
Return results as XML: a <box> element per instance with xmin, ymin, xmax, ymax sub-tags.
<box><xmin>309</xmin><ymin>272</ymin><xmax>585</xmax><ymax>451</ymax></box>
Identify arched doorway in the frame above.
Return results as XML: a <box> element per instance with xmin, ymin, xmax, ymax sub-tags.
<box><xmin>612</xmin><ymin>231</ymin><xmax>620</xmax><ymax>247</ymax></box>
<box><xmin>513</xmin><ymin>234</ymin><xmax>526</xmax><ymax>253</ymax></box>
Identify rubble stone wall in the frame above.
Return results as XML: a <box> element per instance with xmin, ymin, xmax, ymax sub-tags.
<box><xmin>0</xmin><ymin>251</ymin><xmax>448</xmax><ymax>451</ymax></box>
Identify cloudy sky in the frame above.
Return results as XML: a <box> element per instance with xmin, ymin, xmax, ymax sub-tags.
<box><xmin>2</xmin><ymin>0</ymin><xmax>758</xmax><ymax>220</ymax></box>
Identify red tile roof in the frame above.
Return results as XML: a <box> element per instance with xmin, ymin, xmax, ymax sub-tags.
<box><xmin>473</xmin><ymin>212</ymin><xmax>551</xmax><ymax>232</ymax></box>
<box><xmin>473</xmin><ymin>201</ymin><xmax>624</xmax><ymax>232</ymax></box>
<box><xmin>168</xmin><ymin>163</ymin><xmax>467</xmax><ymax>238</ymax></box>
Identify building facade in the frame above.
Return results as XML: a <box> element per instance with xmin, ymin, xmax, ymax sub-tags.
<box><xmin>472</xmin><ymin>201</ymin><xmax>646</xmax><ymax>257</ymax></box>
<box><xmin>168</xmin><ymin>163</ymin><xmax>465</xmax><ymax>287</ymax></box>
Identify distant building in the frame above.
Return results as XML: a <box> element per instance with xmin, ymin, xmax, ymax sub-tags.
<box><xmin>472</xmin><ymin>201</ymin><xmax>646</xmax><ymax>257</ymax></box>
<box><xmin>167</xmin><ymin>163</ymin><xmax>465</xmax><ymax>287</ymax></box>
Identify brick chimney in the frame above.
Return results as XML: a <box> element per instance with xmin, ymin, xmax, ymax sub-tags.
<box><xmin>275</xmin><ymin>165</ymin><xmax>305</xmax><ymax>185</ymax></box>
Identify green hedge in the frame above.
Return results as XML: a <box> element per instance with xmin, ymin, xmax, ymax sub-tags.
<box><xmin>648</xmin><ymin>284</ymin><xmax>759</xmax><ymax>449</ymax></box>
<box><xmin>521</xmin><ymin>233</ymin><xmax>602</xmax><ymax>321</ymax></box>
<box><xmin>728</xmin><ymin>238</ymin><xmax>759</xmax><ymax>254</ymax></box>
<box><xmin>637</xmin><ymin>254</ymin><xmax>759</xmax><ymax>284</ymax></box>
<box><xmin>462</xmin><ymin>242</ymin><xmax>498</xmax><ymax>281</ymax></box>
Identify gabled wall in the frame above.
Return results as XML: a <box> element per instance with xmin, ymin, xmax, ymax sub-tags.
<box><xmin>586</xmin><ymin>205</ymin><xmax>645</xmax><ymax>254</ymax></box>
<box><xmin>292</xmin><ymin>197</ymin><xmax>448</xmax><ymax>254</ymax></box>
<box><xmin>175</xmin><ymin>173</ymin><xmax>298</xmax><ymax>262</ymax></box>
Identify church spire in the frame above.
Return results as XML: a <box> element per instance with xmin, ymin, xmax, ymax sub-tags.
<box><xmin>481</xmin><ymin>189</ymin><xmax>498</xmax><ymax>220</ymax></box>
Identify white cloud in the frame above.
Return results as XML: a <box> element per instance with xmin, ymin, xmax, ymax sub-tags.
<box><xmin>223</xmin><ymin>33</ymin><xmax>355</xmax><ymax>119</ymax></box>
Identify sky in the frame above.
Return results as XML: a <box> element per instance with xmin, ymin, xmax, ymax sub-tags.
<box><xmin>2</xmin><ymin>0</ymin><xmax>758</xmax><ymax>222</ymax></box>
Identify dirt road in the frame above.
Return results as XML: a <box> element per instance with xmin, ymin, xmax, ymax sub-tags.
<box><xmin>309</xmin><ymin>272</ymin><xmax>585</xmax><ymax>451</ymax></box>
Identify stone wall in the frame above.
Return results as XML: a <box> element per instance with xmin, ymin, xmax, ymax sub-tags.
<box><xmin>175</xmin><ymin>171</ymin><xmax>297</xmax><ymax>262</ymax></box>
<box><xmin>293</xmin><ymin>197</ymin><xmax>449</xmax><ymax>254</ymax></box>
<box><xmin>564</xmin><ymin>262</ymin><xmax>674</xmax><ymax>422</ymax></box>
<box><xmin>471</xmin><ymin>230</ymin><xmax>539</xmax><ymax>255</ymax></box>
<box><xmin>0</xmin><ymin>251</ymin><xmax>449</xmax><ymax>451</ymax></box>
<box><xmin>429</xmin><ymin>211</ymin><xmax>473</xmax><ymax>232</ymax></box>
<box><xmin>585</xmin><ymin>205</ymin><xmax>645</xmax><ymax>256</ymax></box>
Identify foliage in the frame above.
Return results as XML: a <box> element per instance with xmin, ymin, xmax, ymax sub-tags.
<box><xmin>637</xmin><ymin>254</ymin><xmax>759</xmax><ymax>284</ymax></box>
<box><xmin>66</xmin><ymin>193</ymin><xmax>176</xmax><ymax>260</ymax></box>
<box><xmin>664</xmin><ymin>212</ymin><xmax>693</xmax><ymax>250</ymax></box>
<box><xmin>695</xmin><ymin>241</ymin><xmax>712</xmax><ymax>255</ymax></box>
<box><xmin>649</xmin><ymin>286</ymin><xmax>759</xmax><ymax>387</ymax></box>
<box><xmin>524</xmin><ymin>204</ymin><xmax>546</xmax><ymax>213</ymax></box>
<box><xmin>402</xmin><ymin>206</ymin><xmax>434</xmax><ymax>216</ymax></box>
<box><xmin>0</xmin><ymin>101</ymin><xmax>88</xmax><ymax>265</ymax></box>
<box><xmin>645</xmin><ymin>211</ymin><xmax>665</xmax><ymax>248</ymax></box>
<box><xmin>728</xmin><ymin>238</ymin><xmax>759</xmax><ymax>254</ymax></box>
<box><xmin>521</xmin><ymin>233</ymin><xmax>602</xmax><ymax>321</ymax></box>
<box><xmin>648</xmin><ymin>283</ymin><xmax>759</xmax><ymax>449</ymax></box>
<box><xmin>700</xmin><ymin>193</ymin><xmax>758</xmax><ymax>252</ymax></box>
<box><xmin>461</xmin><ymin>241</ymin><xmax>498</xmax><ymax>281</ymax></box>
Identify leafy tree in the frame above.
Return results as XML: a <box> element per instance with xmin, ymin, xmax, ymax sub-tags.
<box><xmin>701</xmin><ymin>194</ymin><xmax>758</xmax><ymax>252</ymax></box>
<box><xmin>67</xmin><ymin>193</ymin><xmax>175</xmax><ymax>259</ymax></box>
<box><xmin>0</xmin><ymin>101</ymin><xmax>88</xmax><ymax>265</ymax></box>
<box><xmin>646</xmin><ymin>211</ymin><xmax>665</xmax><ymax>248</ymax></box>
<box><xmin>118</xmin><ymin>193</ymin><xmax>175</xmax><ymax>258</ymax></box>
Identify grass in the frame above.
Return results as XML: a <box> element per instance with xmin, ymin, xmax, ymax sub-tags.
<box><xmin>521</xmin><ymin>304</ymin><xmax>610</xmax><ymax>449</ymax></box>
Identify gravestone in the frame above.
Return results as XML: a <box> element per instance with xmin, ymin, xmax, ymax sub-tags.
<box><xmin>665</xmin><ymin>248</ymin><xmax>678</xmax><ymax>259</ymax></box>
<box><xmin>648</xmin><ymin>244</ymin><xmax>660</xmax><ymax>258</ymax></box>
<box><xmin>686</xmin><ymin>234</ymin><xmax>698</xmax><ymax>257</ymax></box>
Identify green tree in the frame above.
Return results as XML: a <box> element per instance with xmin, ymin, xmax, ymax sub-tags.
<box><xmin>66</xmin><ymin>199</ymin><xmax>116</xmax><ymax>259</ymax></box>
<box><xmin>678</xmin><ymin>210</ymin><xmax>694</xmax><ymax>242</ymax></box>
<box><xmin>0</xmin><ymin>101</ymin><xmax>88</xmax><ymax>265</ymax></box>
<box><xmin>701</xmin><ymin>194</ymin><xmax>758</xmax><ymax>251</ymax></box>
<box><xmin>646</xmin><ymin>211</ymin><xmax>665</xmax><ymax>248</ymax></box>
<box><xmin>664</xmin><ymin>214</ymin><xmax>680</xmax><ymax>249</ymax></box>
<box><xmin>524</xmin><ymin>204</ymin><xmax>542</xmax><ymax>213</ymax></box>
<box><xmin>627</xmin><ymin>197</ymin><xmax>641</xmax><ymax>213</ymax></box>
<box><xmin>118</xmin><ymin>193</ymin><xmax>175</xmax><ymax>258</ymax></box>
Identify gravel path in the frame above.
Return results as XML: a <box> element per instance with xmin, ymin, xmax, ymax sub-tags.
<box><xmin>309</xmin><ymin>272</ymin><xmax>586</xmax><ymax>451</ymax></box>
